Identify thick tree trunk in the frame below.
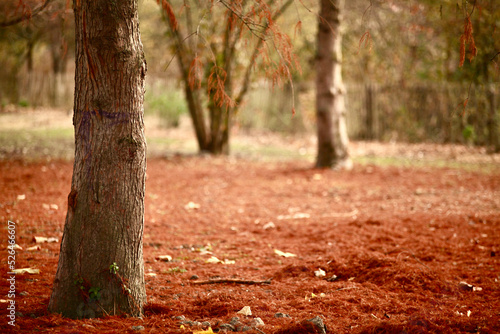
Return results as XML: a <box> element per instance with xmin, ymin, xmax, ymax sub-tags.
<box><xmin>48</xmin><ymin>0</ymin><xmax>147</xmax><ymax>318</ymax></box>
<box><xmin>315</xmin><ymin>0</ymin><xmax>351</xmax><ymax>169</ymax></box>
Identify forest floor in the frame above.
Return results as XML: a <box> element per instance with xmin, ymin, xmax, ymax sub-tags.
<box><xmin>0</xmin><ymin>109</ymin><xmax>499</xmax><ymax>333</ymax></box>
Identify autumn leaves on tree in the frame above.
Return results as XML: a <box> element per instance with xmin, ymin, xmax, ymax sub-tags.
<box><xmin>158</xmin><ymin>0</ymin><xmax>298</xmax><ymax>154</ymax></box>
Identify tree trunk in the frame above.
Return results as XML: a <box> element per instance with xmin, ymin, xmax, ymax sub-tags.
<box><xmin>183</xmin><ymin>81</ymin><xmax>211</xmax><ymax>152</ymax></box>
<box><xmin>48</xmin><ymin>0</ymin><xmax>147</xmax><ymax>318</ymax></box>
<box><xmin>207</xmin><ymin>105</ymin><xmax>230</xmax><ymax>155</ymax></box>
<box><xmin>486</xmin><ymin>84</ymin><xmax>499</xmax><ymax>152</ymax></box>
<box><xmin>162</xmin><ymin>1</ymin><xmax>293</xmax><ymax>156</ymax></box>
<box><xmin>164</xmin><ymin>7</ymin><xmax>211</xmax><ymax>153</ymax></box>
<box><xmin>315</xmin><ymin>0</ymin><xmax>351</xmax><ymax>169</ymax></box>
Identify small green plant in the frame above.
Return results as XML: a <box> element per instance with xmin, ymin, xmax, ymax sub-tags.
<box><xmin>73</xmin><ymin>274</ymin><xmax>84</xmax><ymax>290</ymax></box>
<box><xmin>17</xmin><ymin>99</ymin><xmax>29</xmax><ymax>108</ymax></box>
<box><xmin>109</xmin><ymin>262</ymin><xmax>119</xmax><ymax>275</ymax></box>
<box><xmin>166</xmin><ymin>267</ymin><xmax>187</xmax><ymax>274</ymax></box>
<box><xmin>145</xmin><ymin>88</ymin><xmax>187</xmax><ymax>128</ymax></box>
<box><xmin>89</xmin><ymin>286</ymin><xmax>101</xmax><ymax>301</ymax></box>
<box><xmin>462</xmin><ymin>124</ymin><xmax>476</xmax><ymax>144</ymax></box>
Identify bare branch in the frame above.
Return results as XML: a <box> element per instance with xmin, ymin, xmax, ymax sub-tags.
<box><xmin>0</xmin><ymin>0</ymin><xmax>52</xmax><ymax>27</ymax></box>
<box><xmin>235</xmin><ymin>0</ymin><xmax>294</xmax><ymax>107</ymax></box>
<box><xmin>218</xmin><ymin>0</ymin><xmax>270</xmax><ymax>40</ymax></box>
<box><xmin>491</xmin><ymin>51</ymin><xmax>500</xmax><ymax>62</ymax></box>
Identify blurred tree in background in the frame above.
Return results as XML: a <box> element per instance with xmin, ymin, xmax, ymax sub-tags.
<box><xmin>341</xmin><ymin>0</ymin><xmax>498</xmax><ymax>84</ymax></box>
<box><xmin>157</xmin><ymin>0</ymin><xmax>297</xmax><ymax>154</ymax></box>
<box><xmin>338</xmin><ymin>0</ymin><xmax>498</xmax><ymax>149</ymax></box>
<box><xmin>0</xmin><ymin>0</ymin><xmax>74</xmax><ymax>107</ymax></box>
<box><xmin>315</xmin><ymin>0</ymin><xmax>351</xmax><ymax>169</ymax></box>
<box><xmin>1</xmin><ymin>0</ymin><xmax>498</xmax><ymax>149</ymax></box>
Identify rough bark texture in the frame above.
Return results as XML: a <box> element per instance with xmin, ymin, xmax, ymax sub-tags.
<box><xmin>315</xmin><ymin>0</ymin><xmax>351</xmax><ymax>169</ymax></box>
<box><xmin>48</xmin><ymin>0</ymin><xmax>147</xmax><ymax>318</ymax></box>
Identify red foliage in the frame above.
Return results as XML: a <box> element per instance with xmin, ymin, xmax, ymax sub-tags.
<box><xmin>459</xmin><ymin>13</ymin><xmax>477</xmax><ymax>67</ymax></box>
<box><xmin>157</xmin><ymin>0</ymin><xmax>177</xmax><ymax>31</ymax></box>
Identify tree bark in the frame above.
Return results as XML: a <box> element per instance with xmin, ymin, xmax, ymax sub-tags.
<box><xmin>48</xmin><ymin>0</ymin><xmax>147</xmax><ymax>318</ymax></box>
<box><xmin>315</xmin><ymin>0</ymin><xmax>351</xmax><ymax>169</ymax></box>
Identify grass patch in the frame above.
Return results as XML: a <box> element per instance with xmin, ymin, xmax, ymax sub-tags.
<box><xmin>0</xmin><ymin>117</ymin><xmax>496</xmax><ymax>175</ymax></box>
<box><xmin>0</xmin><ymin>128</ymin><xmax>74</xmax><ymax>161</ymax></box>
<box><xmin>145</xmin><ymin>83</ymin><xmax>187</xmax><ymax>128</ymax></box>
<box><xmin>353</xmin><ymin>155</ymin><xmax>499</xmax><ymax>174</ymax></box>
<box><xmin>231</xmin><ymin>142</ymin><xmax>313</xmax><ymax>162</ymax></box>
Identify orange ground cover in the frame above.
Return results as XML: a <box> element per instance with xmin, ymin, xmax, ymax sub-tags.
<box><xmin>0</xmin><ymin>157</ymin><xmax>499</xmax><ymax>333</ymax></box>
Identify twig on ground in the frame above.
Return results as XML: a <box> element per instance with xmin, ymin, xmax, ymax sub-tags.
<box><xmin>254</xmin><ymin>327</ymin><xmax>267</xmax><ymax>334</ymax></box>
<box><xmin>336</xmin><ymin>286</ymin><xmax>359</xmax><ymax>291</ymax></box>
<box><xmin>320</xmin><ymin>209</ymin><xmax>359</xmax><ymax>218</ymax></box>
<box><xmin>191</xmin><ymin>278</ymin><xmax>272</xmax><ymax>285</ymax></box>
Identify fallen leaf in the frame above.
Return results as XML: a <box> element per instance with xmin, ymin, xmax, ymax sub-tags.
<box><xmin>34</xmin><ymin>236</ymin><xmax>47</xmax><ymax>243</ymax></box>
<box><xmin>185</xmin><ymin>201</ymin><xmax>200</xmax><ymax>210</ymax></box>
<box><xmin>33</xmin><ymin>236</ymin><xmax>59</xmax><ymax>243</ymax></box>
<box><xmin>11</xmin><ymin>268</ymin><xmax>40</xmax><ymax>274</ymax></box>
<box><xmin>250</xmin><ymin>317</ymin><xmax>265</xmax><ymax>327</ymax></box>
<box><xmin>314</xmin><ymin>268</ymin><xmax>326</xmax><ymax>277</ymax></box>
<box><xmin>206</xmin><ymin>256</ymin><xmax>221</xmax><ymax>264</ymax></box>
<box><xmin>274</xmin><ymin>249</ymin><xmax>297</xmax><ymax>258</ymax></box>
<box><xmin>155</xmin><ymin>255</ymin><xmax>173</xmax><ymax>262</ymax></box>
<box><xmin>306</xmin><ymin>292</ymin><xmax>326</xmax><ymax>301</ymax></box>
<box><xmin>277</xmin><ymin>213</ymin><xmax>310</xmax><ymax>220</ymax></box>
<box><xmin>263</xmin><ymin>222</ymin><xmax>276</xmax><ymax>230</ymax></box>
<box><xmin>193</xmin><ymin>328</ymin><xmax>214</xmax><ymax>334</ymax></box>
<box><xmin>205</xmin><ymin>256</ymin><xmax>235</xmax><ymax>264</ymax></box>
<box><xmin>458</xmin><ymin>281</ymin><xmax>474</xmax><ymax>291</ymax></box>
<box><xmin>237</xmin><ymin>306</ymin><xmax>252</xmax><ymax>316</ymax></box>
<box><xmin>194</xmin><ymin>244</ymin><xmax>212</xmax><ymax>255</ymax></box>
<box><xmin>312</xmin><ymin>173</ymin><xmax>322</xmax><ymax>180</ymax></box>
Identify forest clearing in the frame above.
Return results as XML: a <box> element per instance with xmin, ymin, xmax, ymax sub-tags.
<box><xmin>1</xmin><ymin>110</ymin><xmax>499</xmax><ymax>333</ymax></box>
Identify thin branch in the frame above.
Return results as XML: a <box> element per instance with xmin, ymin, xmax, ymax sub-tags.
<box><xmin>0</xmin><ymin>0</ymin><xmax>52</xmax><ymax>27</ymax></box>
<box><xmin>490</xmin><ymin>51</ymin><xmax>500</xmax><ymax>62</ymax></box>
<box><xmin>234</xmin><ymin>0</ymin><xmax>294</xmax><ymax>107</ymax></box>
<box><xmin>362</xmin><ymin>0</ymin><xmax>374</xmax><ymax>23</ymax></box>
<box><xmin>218</xmin><ymin>0</ymin><xmax>270</xmax><ymax>40</ymax></box>
<box><xmin>464</xmin><ymin>0</ymin><xmax>476</xmax><ymax>18</ymax></box>
<box><xmin>254</xmin><ymin>327</ymin><xmax>267</xmax><ymax>334</ymax></box>
<box><xmin>163</xmin><ymin>31</ymin><xmax>198</xmax><ymax>71</ymax></box>
<box><xmin>191</xmin><ymin>278</ymin><xmax>272</xmax><ymax>285</ymax></box>
<box><xmin>457</xmin><ymin>81</ymin><xmax>473</xmax><ymax>117</ymax></box>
